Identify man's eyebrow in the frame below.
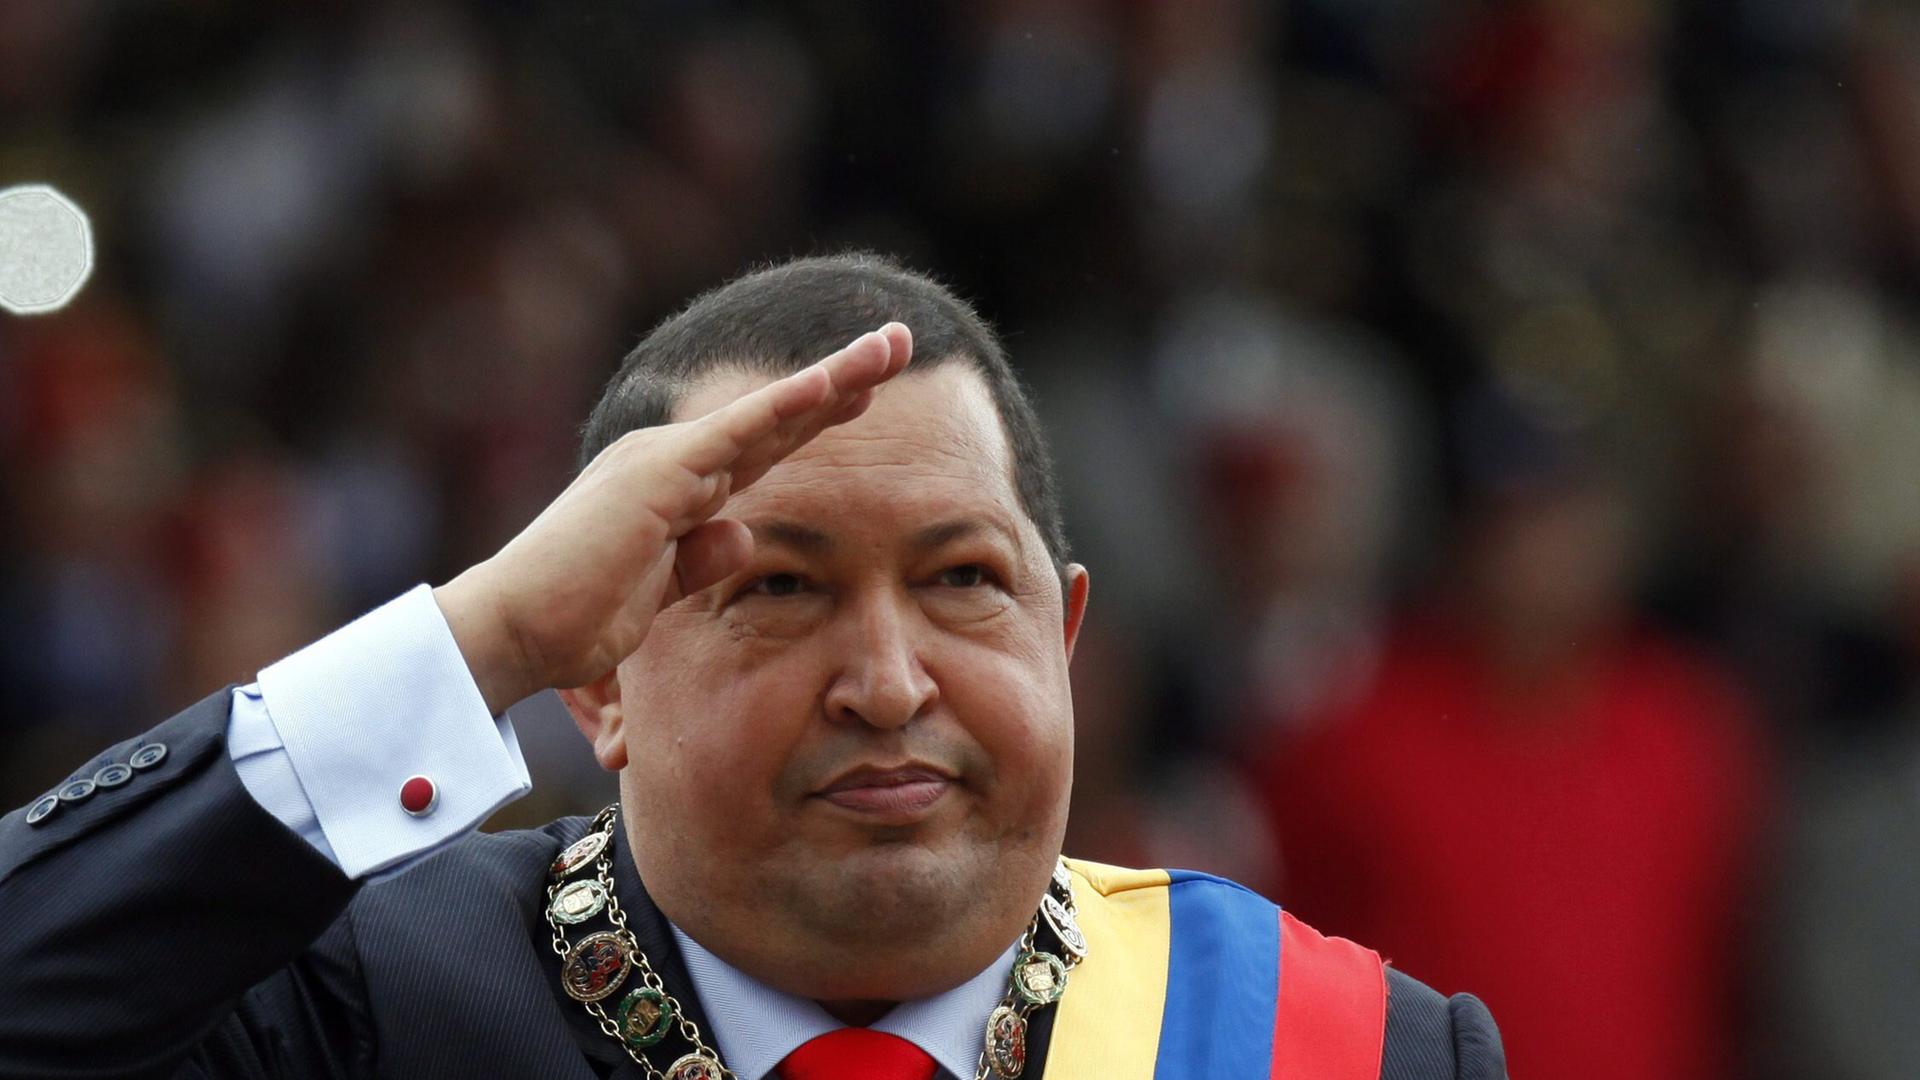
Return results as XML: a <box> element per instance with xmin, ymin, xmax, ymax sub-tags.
<box><xmin>911</xmin><ymin>516</ymin><xmax>1019</xmax><ymax>553</ymax></box>
<box><xmin>745</xmin><ymin>517</ymin><xmax>1020</xmax><ymax>556</ymax></box>
<box><xmin>749</xmin><ymin>520</ymin><xmax>833</xmax><ymax>554</ymax></box>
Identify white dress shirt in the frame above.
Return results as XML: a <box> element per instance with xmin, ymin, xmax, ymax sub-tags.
<box><xmin>226</xmin><ymin>584</ymin><xmax>1006</xmax><ymax>1078</ymax></box>
<box><xmin>674</xmin><ymin>926</ymin><xmax>1011</xmax><ymax>1080</ymax></box>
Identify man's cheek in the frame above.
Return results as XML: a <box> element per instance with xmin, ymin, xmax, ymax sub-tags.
<box><xmin>986</xmin><ymin>705</ymin><xmax>1071</xmax><ymax>796</ymax></box>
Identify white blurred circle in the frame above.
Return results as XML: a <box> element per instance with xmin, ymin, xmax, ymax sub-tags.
<box><xmin>0</xmin><ymin>184</ymin><xmax>94</xmax><ymax>315</ymax></box>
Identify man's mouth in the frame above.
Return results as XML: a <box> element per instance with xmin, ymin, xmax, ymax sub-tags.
<box><xmin>813</xmin><ymin>764</ymin><xmax>956</xmax><ymax>817</ymax></box>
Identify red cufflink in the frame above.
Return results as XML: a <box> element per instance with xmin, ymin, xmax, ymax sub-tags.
<box><xmin>399</xmin><ymin>774</ymin><xmax>438</xmax><ymax>816</ymax></box>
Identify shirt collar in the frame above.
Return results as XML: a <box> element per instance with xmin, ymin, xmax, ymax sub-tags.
<box><xmin>670</xmin><ymin>922</ymin><xmax>1016</xmax><ymax>1080</ymax></box>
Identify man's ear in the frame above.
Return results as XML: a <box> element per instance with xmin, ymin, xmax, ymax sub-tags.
<box><xmin>1062</xmin><ymin>563</ymin><xmax>1091</xmax><ymax>664</ymax></box>
<box><xmin>557</xmin><ymin>667</ymin><xmax>628</xmax><ymax>771</ymax></box>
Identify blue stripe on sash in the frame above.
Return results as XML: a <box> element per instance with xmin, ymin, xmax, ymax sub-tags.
<box><xmin>1151</xmin><ymin>869</ymin><xmax>1281</xmax><ymax>1079</ymax></box>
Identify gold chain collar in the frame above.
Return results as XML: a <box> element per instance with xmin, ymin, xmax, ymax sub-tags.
<box><xmin>544</xmin><ymin>804</ymin><xmax>1087</xmax><ymax>1080</ymax></box>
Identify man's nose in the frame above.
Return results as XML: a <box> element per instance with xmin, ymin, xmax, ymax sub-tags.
<box><xmin>822</xmin><ymin>593</ymin><xmax>938</xmax><ymax>730</ymax></box>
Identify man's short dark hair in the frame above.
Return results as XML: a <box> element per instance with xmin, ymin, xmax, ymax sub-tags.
<box><xmin>577</xmin><ymin>252</ymin><xmax>1071</xmax><ymax>590</ymax></box>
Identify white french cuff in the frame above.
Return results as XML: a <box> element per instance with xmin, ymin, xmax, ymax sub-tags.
<box><xmin>255</xmin><ymin>583</ymin><xmax>533</xmax><ymax>879</ymax></box>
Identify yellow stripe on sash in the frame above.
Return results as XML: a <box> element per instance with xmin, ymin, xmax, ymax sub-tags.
<box><xmin>1041</xmin><ymin>860</ymin><xmax>1173</xmax><ymax>1080</ymax></box>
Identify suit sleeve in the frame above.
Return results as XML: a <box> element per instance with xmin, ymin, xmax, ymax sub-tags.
<box><xmin>1444</xmin><ymin>993</ymin><xmax>1505</xmax><ymax>1080</ymax></box>
<box><xmin>0</xmin><ymin>686</ymin><xmax>371</xmax><ymax>1079</ymax></box>
<box><xmin>1378</xmin><ymin>967</ymin><xmax>1508</xmax><ymax>1080</ymax></box>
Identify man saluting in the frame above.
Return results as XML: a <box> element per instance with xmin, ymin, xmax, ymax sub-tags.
<box><xmin>0</xmin><ymin>254</ymin><xmax>1504</xmax><ymax>1079</ymax></box>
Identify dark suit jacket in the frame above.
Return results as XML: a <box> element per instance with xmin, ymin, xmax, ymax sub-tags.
<box><xmin>0</xmin><ymin>685</ymin><xmax>1506</xmax><ymax>1079</ymax></box>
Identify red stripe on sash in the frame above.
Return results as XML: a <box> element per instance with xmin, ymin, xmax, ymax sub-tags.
<box><xmin>1269</xmin><ymin>910</ymin><xmax>1388</xmax><ymax>1080</ymax></box>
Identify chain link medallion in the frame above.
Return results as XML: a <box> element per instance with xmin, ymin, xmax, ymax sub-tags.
<box><xmin>1051</xmin><ymin>859</ymin><xmax>1073</xmax><ymax>894</ymax></box>
<box><xmin>551</xmin><ymin>830</ymin><xmax>611</xmax><ymax>879</ymax></box>
<box><xmin>665</xmin><ymin>1052</ymin><xmax>725</xmax><ymax>1080</ymax></box>
<box><xmin>985</xmin><ymin>1004</ymin><xmax>1028</xmax><ymax>1078</ymax></box>
<box><xmin>1040</xmin><ymin>893</ymin><xmax>1087</xmax><ymax>959</ymax></box>
<box><xmin>562</xmin><ymin>930</ymin><xmax>632</xmax><ymax>1002</ymax></box>
<box><xmin>615</xmin><ymin>986</ymin><xmax>677</xmax><ymax>1049</ymax></box>
<box><xmin>1012</xmin><ymin>950</ymin><xmax>1068</xmax><ymax>1007</ymax></box>
<box><xmin>550</xmin><ymin>879</ymin><xmax>610</xmax><ymax>925</ymax></box>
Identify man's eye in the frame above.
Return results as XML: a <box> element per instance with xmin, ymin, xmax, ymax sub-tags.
<box><xmin>747</xmin><ymin>573</ymin><xmax>807</xmax><ymax>598</ymax></box>
<box><xmin>938</xmin><ymin>565</ymin><xmax>989</xmax><ymax>588</ymax></box>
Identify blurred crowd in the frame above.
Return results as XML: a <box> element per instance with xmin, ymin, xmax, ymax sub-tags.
<box><xmin>5</xmin><ymin>1</ymin><xmax>1920</xmax><ymax>1077</ymax></box>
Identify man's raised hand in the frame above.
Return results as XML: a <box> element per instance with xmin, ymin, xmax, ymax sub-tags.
<box><xmin>434</xmin><ymin>323</ymin><xmax>913</xmax><ymax>715</ymax></box>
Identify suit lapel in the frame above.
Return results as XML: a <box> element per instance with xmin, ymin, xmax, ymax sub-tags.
<box><xmin>1025</xmin><ymin>997</ymin><xmax>1058</xmax><ymax>1079</ymax></box>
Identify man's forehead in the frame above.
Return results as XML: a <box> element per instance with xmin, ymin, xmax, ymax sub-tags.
<box><xmin>673</xmin><ymin>359</ymin><xmax>988</xmax><ymax>422</ymax></box>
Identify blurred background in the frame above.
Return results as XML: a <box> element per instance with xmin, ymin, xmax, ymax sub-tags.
<box><xmin>4</xmin><ymin>1</ymin><xmax>1920</xmax><ymax>1076</ymax></box>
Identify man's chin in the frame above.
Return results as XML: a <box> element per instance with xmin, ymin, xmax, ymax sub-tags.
<box><xmin>808</xmin><ymin>843</ymin><xmax>959</xmax><ymax>920</ymax></box>
<box><xmin>780</xmin><ymin>839</ymin><xmax>1005</xmax><ymax>948</ymax></box>
<box><xmin>706</xmin><ymin>836</ymin><xmax>1060</xmax><ymax>1003</ymax></box>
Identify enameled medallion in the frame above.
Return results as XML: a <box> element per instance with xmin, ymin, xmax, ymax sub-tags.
<box><xmin>1040</xmin><ymin>893</ymin><xmax>1087</xmax><ymax>959</ymax></box>
<box><xmin>665</xmin><ymin>1052</ymin><xmax>724</xmax><ymax>1080</ymax></box>
<box><xmin>562</xmin><ymin>930</ymin><xmax>632</xmax><ymax>1002</ymax></box>
<box><xmin>550</xmin><ymin>879</ymin><xmax>610</xmax><ymax>925</ymax></box>
<box><xmin>986</xmin><ymin>1004</ymin><xmax>1028</xmax><ymax>1078</ymax></box>
<box><xmin>616</xmin><ymin>987</ymin><xmax>676</xmax><ymax>1049</ymax></box>
<box><xmin>551</xmin><ymin>830</ymin><xmax>612</xmax><ymax>879</ymax></box>
<box><xmin>1012</xmin><ymin>950</ymin><xmax>1068</xmax><ymax>1007</ymax></box>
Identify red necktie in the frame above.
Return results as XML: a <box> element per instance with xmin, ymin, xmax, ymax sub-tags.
<box><xmin>775</xmin><ymin>1028</ymin><xmax>939</xmax><ymax>1080</ymax></box>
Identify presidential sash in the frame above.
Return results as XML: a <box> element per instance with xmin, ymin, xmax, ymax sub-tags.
<box><xmin>1044</xmin><ymin>860</ymin><xmax>1387</xmax><ymax>1080</ymax></box>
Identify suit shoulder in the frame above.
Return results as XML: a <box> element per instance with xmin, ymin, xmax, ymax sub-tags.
<box><xmin>1381</xmin><ymin>967</ymin><xmax>1507</xmax><ymax>1080</ymax></box>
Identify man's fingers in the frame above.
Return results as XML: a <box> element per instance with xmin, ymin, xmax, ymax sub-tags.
<box><xmin>875</xmin><ymin>322</ymin><xmax>912</xmax><ymax>374</ymax></box>
<box><xmin>723</xmin><ymin>386</ymin><xmax>880</xmax><ymax>494</ymax></box>
<box><xmin>736</xmin><ymin>322</ymin><xmax>911</xmax><ymax>475</ymax></box>
<box><xmin>673</xmin><ymin>518</ymin><xmax>754</xmax><ymax>598</ymax></box>
<box><xmin>677</xmin><ymin>323</ymin><xmax>909</xmax><ymax>478</ymax></box>
<box><xmin>825</xmin><ymin>386</ymin><xmax>876</xmax><ymax>427</ymax></box>
<box><xmin>810</xmin><ymin>320</ymin><xmax>910</xmax><ymax>401</ymax></box>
